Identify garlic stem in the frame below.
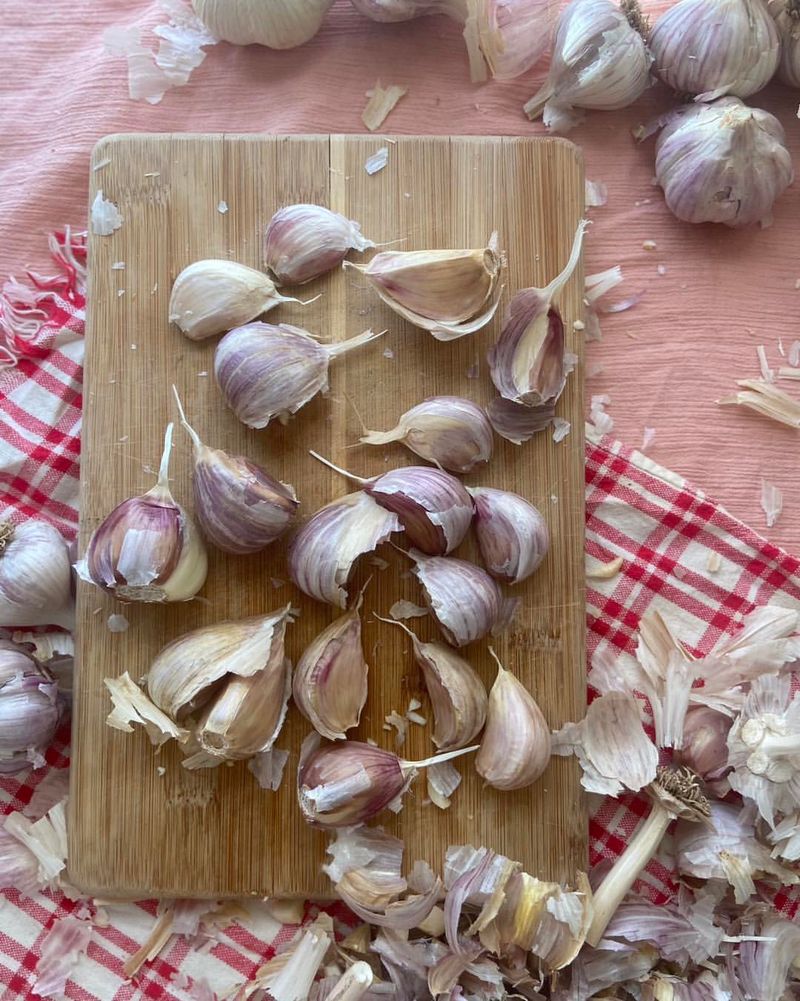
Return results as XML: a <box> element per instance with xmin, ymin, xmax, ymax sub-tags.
<box><xmin>399</xmin><ymin>744</ymin><xmax>479</xmax><ymax>775</ymax></box>
<box><xmin>541</xmin><ymin>219</ymin><xmax>589</xmax><ymax>305</ymax></box>
<box><xmin>325</xmin><ymin>327</ymin><xmax>386</xmax><ymax>359</ymax></box>
<box><xmin>154</xmin><ymin>422</ymin><xmax>175</xmax><ymax>496</ymax></box>
<box><xmin>745</xmin><ymin>729</ymin><xmax>800</xmax><ymax>757</ymax></box>
<box><xmin>308</xmin><ymin>450</ymin><xmax>369</xmax><ymax>486</ymax></box>
<box><xmin>373</xmin><ymin>612</ymin><xmax>415</xmax><ymax>638</ymax></box>
<box><xmin>171</xmin><ymin>385</ymin><xmax>203</xmax><ymax>453</ymax></box>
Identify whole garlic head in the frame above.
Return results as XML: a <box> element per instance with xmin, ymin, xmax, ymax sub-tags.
<box><xmin>770</xmin><ymin>0</ymin><xmax>800</xmax><ymax>87</ymax></box>
<box><xmin>192</xmin><ymin>0</ymin><xmax>333</xmax><ymax>49</ymax></box>
<box><xmin>654</xmin><ymin>98</ymin><xmax>793</xmax><ymax>228</ymax></box>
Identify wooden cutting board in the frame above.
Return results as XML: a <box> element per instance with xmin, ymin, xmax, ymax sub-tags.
<box><xmin>69</xmin><ymin>134</ymin><xmax>587</xmax><ymax>899</ymax></box>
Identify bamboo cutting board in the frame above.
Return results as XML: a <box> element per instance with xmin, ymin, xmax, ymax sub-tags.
<box><xmin>69</xmin><ymin>134</ymin><xmax>586</xmax><ymax>899</ymax></box>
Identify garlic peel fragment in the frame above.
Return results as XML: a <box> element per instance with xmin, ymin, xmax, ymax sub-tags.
<box><xmin>106</xmin><ymin>671</ymin><xmax>189</xmax><ymax>746</ymax></box>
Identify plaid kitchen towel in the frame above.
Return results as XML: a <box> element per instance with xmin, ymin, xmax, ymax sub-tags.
<box><xmin>0</xmin><ymin>233</ymin><xmax>798</xmax><ymax>1000</ymax></box>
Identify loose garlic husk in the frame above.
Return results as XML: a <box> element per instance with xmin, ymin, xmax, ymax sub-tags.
<box><xmin>293</xmin><ymin>588</ymin><xmax>369</xmax><ymax>740</ymax></box>
<box><xmin>192</xmin><ymin>0</ymin><xmax>333</xmax><ymax>48</ymax></box>
<box><xmin>524</xmin><ymin>0</ymin><xmax>652</xmax><ymax>133</ymax></box>
<box><xmin>215</xmin><ymin>323</ymin><xmax>384</xmax><ymax>429</ymax></box>
<box><xmin>651</xmin><ymin>0</ymin><xmax>779</xmax><ymax>100</ymax></box>
<box><xmin>0</xmin><ymin>645</ymin><xmax>61</xmax><ymax>773</ymax></box>
<box><xmin>475</xmin><ymin>649</ymin><xmax>551</xmax><ymax>790</ymax></box>
<box><xmin>407</xmin><ymin>549</ymin><xmax>501</xmax><ymax>646</ymax></box>
<box><xmin>360</xmin><ymin>396</ymin><xmax>493</xmax><ymax>474</ymax></box>
<box><xmin>345</xmin><ymin>235</ymin><xmax>503</xmax><ymax>342</ymax></box>
<box><xmin>771</xmin><ymin>0</ymin><xmax>800</xmax><ymax>87</ymax></box>
<box><xmin>264</xmin><ymin>204</ymin><xmax>375</xmax><ymax>285</ymax></box>
<box><xmin>469</xmin><ymin>487</ymin><xmax>549</xmax><ymax>584</ymax></box>
<box><xmin>654</xmin><ymin>98</ymin><xmax>793</xmax><ymax>228</ymax></box>
<box><xmin>0</xmin><ymin>521</ymin><xmax>73</xmax><ymax>629</ymax></box>
<box><xmin>488</xmin><ymin>220</ymin><xmax>586</xmax><ymax>408</ymax></box>
<box><xmin>468</xmin><ymin>0</ymin><xmax>557</xmax><ymax>81</ymax></box>
<box><xmin>77</xmin><ymin>424</ymin><xmax>208</xmax><ymax>603</ymax></box>
<box><xmin>289</xmin><ymin>492</ymin><xmax>400</xmax><ymax>607</ymax></box>
<box><xmin>173</xmin><ymin>387</ymin><xmax>298</xmax><ymax>555</ymax></box>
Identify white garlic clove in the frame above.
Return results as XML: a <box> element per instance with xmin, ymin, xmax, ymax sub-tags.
<box><xmin>651</xmin><ymin>0</ymin><xmax>779</xmax><ymax>101</ymax></box>
<box><xmin>772</xmin><ymin>1</ymin><xmax>800</xmax><ymax>87</ymax></box>
<box><xmin>77</xmin><ymin>424</ymin><xmax>208</xmax><ymax>604</ymax></box>
<box><xmin>289</xmin><ymin>492</ymin><xmax>401</xmax><ymax>608</ymax></box>
<box><xmin>192</xmin><ymin>0</ymin><xmax>333</xmax><ymax>48</ymax></box>
<box><xmin>654</xmin><ymin>98</ymin><xmax>793</xmax><ymax>228</ymax></box>
<box><xmin>407</xmin><ymin>549</ymin><xmax>502</xmax><ymax>647</ymax></box>
<box><xmin>360</xmin><ymin>396</ymin><xmax>493</xmax><ymax>474</ymax></box>
<box><xmin>215</xmin><ymin>322</ymin><xmax>384</xmax><ymax>429</ymax></box>
<box><xmin>345</xmin><ymin>235</ymin><xmax>504</xmax><ymax>341</ymax></box>
<box><xmin>264</xmin><ymin>204</ymin><xmax>375</xmax><ymax>285</ymax></box>
<box><xmin>0</xmin><ymin>521</ymin><xmax>73</xmax><ymax>630</ymax></box>
<box><xmin>0</xmin><ymin>645</ymin><xmax>61</xmax><ymax>772</ymax></box>
<box><xmin>487</xmin><ymin>397</ymin><xmax>555</xmax><ymax>445</ymax></box>
<box><xmin>524</xmin><ymin>0</ymin><xmax>652</xmax><ymax>133</ymax></box>
<box><xmin>476</xmin><ymin>650</ymin><xmax>551</xmax><ymax>790</ymax></box>
<box><xmin>488</xmin><ymin>220</ymin><xmax>586</xmax><ymax>407</ymax></box>
<box><xmin>469</xmin><ymin>487</ymin><xmax>549</xmax><ymax>584</ymax></box>
<box><xmin>349</xmin><ymin>0</ymin><xmax>461</xmax><ymax>20</ymax></box>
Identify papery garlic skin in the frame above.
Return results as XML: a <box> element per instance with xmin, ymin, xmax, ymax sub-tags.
<box><xmin>771</xmin><ymin>1</ymin><xmax>800</xmax><ymax>87</ymax></box>
<box><xmin>264</xmin><ymin>204</ymin><xmax>375</xmax><ymax>285</ymax></box>
<box><xmin>360</xmin><ymin>396</ymin><xmax>493</xmax><ymax>474</ymax></box>
<box><xmin>0</xmin><ymin>645</ymin><xmax>60</xmax><ymax>773</ymax></box>
<box><xmin>469</xmin><ymin>487</ymin><xmax>549</xmax><ymax>584</ymax></box>
<box><xmin>409</xmin><ymin>550</ymin><xmax>502</xmax><ymax>647</ymax></box>
<box><xmin>655</xmin><ymin>98</ymin><xmax>793</xmax><ymax>228</ymax></box>
<box><xmin>475</xmin><ymin>0</ymin><xmax>557</xmax><ymax>80</ymax></box>
<box><xmin>524</xmin><ymin>0</ymin><xmax>651</xmax><ymax>133</ymax></box>
<box><xmin>651</xmin><ymin>0</ymin><xmax>779</xmax><ymax>100</ymax></box>
<box><xmin>192</xmin><ymin>0</ymin><xmax>333</xmax><ymax>48</ymax></box>
<box><xmin>0</xmin><ymin>521</ymin><xmax>73</xmax><ymax>629</ymax></box>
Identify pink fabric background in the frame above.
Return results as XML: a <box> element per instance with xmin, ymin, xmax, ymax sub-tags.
<box><xmin>1</xmin><ymin>0</ymin><xmax>799</xmax><ymax>550</ymax></box>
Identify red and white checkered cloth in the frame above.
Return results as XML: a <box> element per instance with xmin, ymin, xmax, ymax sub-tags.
<box><xmin>0</xmin><ymin>233</ymin><xmax>798</xmax><ymax>999</ymax></box>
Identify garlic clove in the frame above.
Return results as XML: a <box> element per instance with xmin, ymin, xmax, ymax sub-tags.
<box><xmin>264</xmin><ymin>204</ymin><xmax>375</xmax><ymax>285</ymax></box>
<box><xmin>360</xmin><ymin>396</ymin><xmax>493</xmax><ymax>474</ymax></box>
<box><xmin>674</xmin><ymin>704</ymin><xmax>733</xmax><ymax>788</ymax></box>
<box><xmin>468</xmin><ymin>487</ymin><xmax>549</xmax><ymax>584</ymax></box>
<box><xmin>289</xmin><ymin>492</ymin><xmax>400</xmax><ymax>608</ymax></box>
<box><xmin>472</xmin><ymin>0</ymin><xmax>556</xmax><ymax>81</ymax></box>
<box><xmin>0</xmin><ymin>645</ymin><xmax>61</xmax><ymax>772</ymax></box>
<box><xmin>77</xmin><ymin>424</ymin><xmax>208</xmax><ymax>604</ymax></box>
<box><xmin>486</xmin><ymin>397</ymin><xmax>555</xmax><ymax>445</ymax></box>
<box><xmin>772</xmin><ymin>1</ymin><xmax>800</xmax><ymax>88</ymax></box>
<box><xmin>192</xmin><ymin>0</ymin><xmax>333</xmax><ymax>49</ymax></box>
<box><xmin>407</xmin><ymin>549</ymin><xmax>501</xmax><ymax>647</ymax></box>
<box><xmin>475</xmin><ymin>649</ymin><xmax>551</xmax><ymax>790</ymax></box>
<box><xmin>0</xmin><ymin>521</ymin><xmax>74</xmax><ymax>630</ymax></box>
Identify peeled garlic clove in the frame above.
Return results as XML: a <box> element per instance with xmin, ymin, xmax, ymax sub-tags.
<box><xmin>487</xmin><ymin>397</ymin><xmax>555</xmax><ymax>445</ymax></box>
<box><xmin>651</xmin><ymin>0</ymin><xmax>779</xmax><ymax>101</ymax></box>
<box><xmin>77</xmin><ymin>424</ymin><xmax>208</xmax><ymax>604</ymax></box>
<box><xmin>0</xmin><ymin>645</ymin><xmax>61</xmax><ymax>772</ymax></box>
<box><xmin>215</xmin><ymin>322</ymin><xmax>384</xmax><ymax>429</ymax></box>
<box><xmin>192</xmin><ymin>0</ymin><xmax>333</xmax><ymax>48</ymax></box>
<box><xmin>488</xmin><ymin>220</ymin><xmax>586</xmax><ymax>407</ymax></box>
<box><xmin>293</xmin><ymin>591</ymin><xmax>369</xmax><ymax>740</ymax></box>
<box><xmin>771</xmin><ymin>1</ymin><xmax>800</xmax><ymax>87</ymax></box>
<box><xmin>0</xmin><ymin>521</ymin><xmax>73</xmax><ymax>630</ymax></box>
<box><xmin>360</xmin><ymin>396</ymin><xmax>493</xmax><ymax>474</ymax></box>
<box><xmin>476</xmin><ymin>650</ymin><xmax>551</xmax><ymax>790</ymax></box>
<box><xmin>408</xmin><ymin>549</ymin><xmax>501</xmax><ymax>647</ymax></box>
<box><xmin>469</xmin><ymin>487</ymin><xmax>549</xmax><ymax>585</ymax></box>
<box><xmin>147</xmin><ymin>606</ymin><xmax>292</xmax><ymax>720</ymax></box>
<box><xmin>654</xmin><ymin>98</ymin><xmax>793</xmax><ymax>228</ymax></box>
<box><xmin>265</xmin><ymin>204</ymin><xmax>375</xmax><ymax>285</ymax></box>
<box><xmin>524</xmin><ymin>0</ymin><xmax>652</xmax><ymax>133</ymax></box>
<box><xmin>346</xmin><ymin>235</ymin><xmax>504</xmax><ymax>342</ymax></box>
<box><xmin>289</xmin><ymin>492</ymin><xmax>400</xmax><ymax>608</ymax></box>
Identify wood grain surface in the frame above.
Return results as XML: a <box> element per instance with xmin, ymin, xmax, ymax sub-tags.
<box><xmin>69</xmin><ymin>134</ymin><xmax>587</xmax><ymax>899</ymax></box>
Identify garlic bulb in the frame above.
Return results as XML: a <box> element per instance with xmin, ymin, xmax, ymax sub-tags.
<box><xmin>264</xmin><ymin>204</ymin><xmax>375</xmax><ymax>285</ymax></box>
<box><xmin>173</xmin><ymin>388</ymin><xmax>298</xmax><ymax>555</ymax></box>
<box><xmin>524</xmin><ymin>0</ymin><xmax>652</xmax><ymax>133</ymax></box>
<box><xmin>360</xmin><ymin>396</ymin><xmax>493</xmax><ymax>474</ymax></box>
<box><xmin>0</xmin><ymin>645</ymin><xmax>60</xmax><ymax>773</ymax></box>
<box><xmin>215</xmin><ymin>323</ymin><xmax>384</xmax><ymax>429</ymax></box>
<box><xmin>77</xmin><ymin>424</ymin><xmax>208</xmax><ymax>603</ymax></box>
<box><xmin>469</xmin><ymin>487</ymin><xmax>549</xmax><ymax>584</ymax></box>
<box><xmin>654</xmin><ymin>98</ymin><xmax>793</xmax><ymax>228</ymax></box>
<box><xmin>345</xmin><ymin>236</ymin><xmax>503</xmax><ymax>341</ymax></box>
<box><xmin>771</xmin><ymin>1</ymin><xmax>800</xmax><ymax>87</ymax></box>
<box><xmin>0</xmin><ymin>521</ymin><xmax>73</xmax><ymax>629</ymax></box>
<box><xmin>475</xmin><ymin>650</ymin><xmax>551</xmax><ymax>790</ymax></box>
<box><xmin>408</xmin><ymin>549</ymin><xmax>501</xmax><ymax>647</ymax></box>
<box><xmin>192</xmin><ymin>0</ymin><xmax>333</xmax><ymax>48</ymax></box>
<box><xmin>651</xmin><ymin>0</ymin><xmax>779</xmax><ymax>100</ymax></box>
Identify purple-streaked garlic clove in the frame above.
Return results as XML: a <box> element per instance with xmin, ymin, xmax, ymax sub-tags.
<box><xmin>486</xmin><ymin>397</ymin><xmax>555</xmax><ymax>445</ymax></box>
<box><xmin>264</xmin><ymin>204</ymin><xmax>375</xmax><ymax>284</ymax></box>
<box><xmin>0</xmin><ymin>645</ymin><xmax>61</xmax><ymax>773</ymax></box>
<box><xmin>172</xmin><ymin>387</ymin><xmax>298</xmax><ymax>555</ymax></box>
<box><xmin>360</xmin><ymin>396</ymin><xmax>493</xmax><ymax>474</ymax></box>
<box><xmin>488</xmin><ymin>219</ymin><xmax>586</xmax><ymax>407</ymax></box>
<box><xmin>674</xmin><ymin>704</ymin><xmax>733</xmax><ymax>787</ymax></box>
<box><xmin>0</xmin><ymin>520</ymin><xmax>74</xmax><ymax>630</ymax></box>
<box><xmin>474</xmin><ymin>0</ymin><xmax>557</xmax><ymax>82</ymax></box>
<box><xmin>289</xmin><ymin>492</ymin><xmax>400</xmax><ymax>608</ymax></box>
<box><xmin>406</xmin><ymin>549</ymin><xmax>502</xmax><ymax>647</ymax></box>
<box><xmin>468</xmin><ymin>486</ymin><xmax>549</xmax><ymax>584</ymax></box>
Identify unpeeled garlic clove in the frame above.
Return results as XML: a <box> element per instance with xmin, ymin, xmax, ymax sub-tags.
<box><xmin>486</xmin><ymin>397</ymin><xmax>555</xmax><ymax>445</ymax></box>
<box><xmin>771</xmin><ymin>1</ymin><xmax>800</xmax><ymax>87</ymax></box>
<box><xmin>360</xmin><ymin>396</ymin><xmax>493</xmax><ymax>474</ymax></box>
<box><xmin>0</xmin><ymin>644</ymin><xmax>61</xmax><ymax>773</ymax></box>
<box><xmin>173</xmin><ymin>387</ymin><xmax>298</xmax><ymax>555</ymax></box>
<box><xmin>0</xmin><ymin>521</ymin><xmax>74</xmax><ymax>630</ymax></box>
<box><xmin>476</xmin><ymin>649</ymin><xmax>551</xmax><ymax>790</ymax></box>
<box><xmin>77</xmin><ymin>424</ymin><xmax>208</xmax><ymax>604</ymax></box>
<box><xmin>192</xmin><ymin>0</ymin><xmax>333</xmax><ymax>48</ymax></box>
<box><xmin>289</xmin><ymin>492</ymin><xmax>400</xmax><ymax>608</ymax></box>
<box><xmin>488</xmin><ymin>220</ymin><xmax>586</xmax><ymax>407</ymax></box>
<box><xmin>470</xmin><ymin>0</ymin><xmax>556</xmax><ymax>81</ymax></box>
<box><xmin>345</xmin><ymin>235</ymin><xmax>504</xmax><ymax>341</ymax></box>
<box><xmin>215</xmin><ymin>322</ymin><xmax>384</xmax><ymax>429</ymax></box>
<box><xmin>407</xmin><ymin>549</ymin><xmax>501</xmax><ymax>647</ymax></box>
<box><xmin>468</xmin><ymin>487</ymin><xmax>549</xmax><ymax>584</ymax></box>
<box><xmin>264</xmin><ymin>203</ymin><xmax>375</xmax><ymax>285</ymax></box>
